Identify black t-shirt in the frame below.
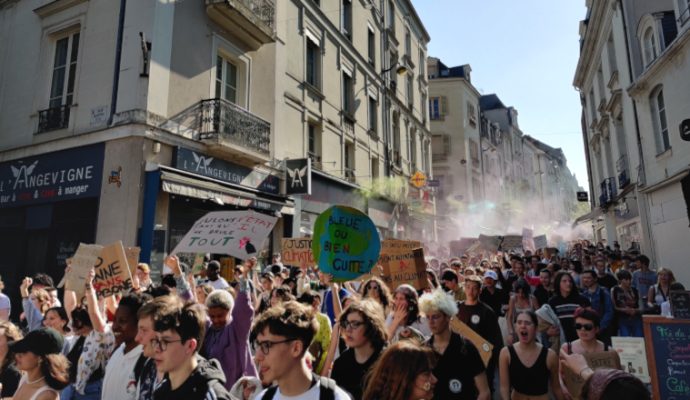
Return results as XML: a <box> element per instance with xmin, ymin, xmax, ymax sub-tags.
<box><xmin>533</xmin><ymin>285</ymin><xmax>552</xmax><ymax>308</ymax></box>
<box><xmin>331</xmin><ymin>346</ymin><xmax>382</xmax><ymax>399</ymax></box>
<box><xmin>427</xmin><ymin>332</ymin><xmax>485</xmax><ymax>400</ymax></box>
<box><xmin>598</xmin><ymin>273</ymin><xmax>618</xmax><ymax>290</ymax></box>
<box><xmin>457</xmin><ymin>301</ymin><xmax>504</xmax><ymax>357</ymax></box>
<box><xmin>479</xmin><ymin>287</ymin><xmax>507</xmax><ymax>317</ymax></box>
<box><xmin>0</xmin><ymin>362</ymin><xmax>21</xmax><ymax>398</ymax></box>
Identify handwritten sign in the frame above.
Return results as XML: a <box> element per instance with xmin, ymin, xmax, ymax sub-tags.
<box><xmin>450</xmin><ymin>319</ymin><xmax>493</xmax><ymax>367</ymax></box>
<box><xmin>66</xmin><ymin>243</ymin><xmax>104</xmax><ymax>297</ymax></box>
<box><xmin>644</xmin><ymin>315</ymin><xmax>690</xmax><ymax>399</ymax></box>
<box><xmin>522</xmin><ymin>228</ymin><xmax>535</xmax><ymax>252</ymax></box>
<box><xmin>611</xmin><ymin>336</ymin><xmax>650</xmax><ymax>383</ymax></box>
<box><xmin>500</xmin><ymin>235</ymin><xmax>523</xmax><ymax>251</ymax></box>
<box><xmin>380</xmin><ymin>248</ymin><xmax>428</xmax><ymax>291</ymax></box>
<box><xmin>563</xmin><ymin>351</ymin><xmax>621</xmax><ymax>399</ymax></box>
<box><xmin>478</xmin><ymin>235</ymin><xmax>501</xmax><ymax>252</ymax></box>
<box><xmin>533</xmin><ymin>234</ymin><xmax>548</xmax><ymax>250</ymax></box>
<box><xmin>311</xmin><ymin>205</ymin><xmax>380</xmax><ymax>282</ymax></box>
<box><xmin>381</xmin><ymin>239</ymin><xmax>422</xmax><ymax>253</ymax></box>
<box><xmin>93</xmin><ymin>241</ymin><xmax>134</xmax><ymax>298</ymax></box>
<box><xmin>449</xmin><ymin>238</ymin><xmax>477</xmax><ymax>256</ymax></box>
<box><xmin>670</xmin><ymin>291</ymin><xmax>690</xmax><ymax>319</ymax></box>
<box><xmin>281</xmin><ymin>238</ymin><xmax>315</xmax><ymax>268</ymax></box>
<box><xmin>172</xmin><ymin>210</ymin><xmax>277</xmax><ymax>259</ymax></box>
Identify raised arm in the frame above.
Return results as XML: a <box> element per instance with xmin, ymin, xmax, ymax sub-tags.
<box><xmin>84</xmin><ymin>269</ymin><xmax>107</xmax><ymax>333</ymax></box>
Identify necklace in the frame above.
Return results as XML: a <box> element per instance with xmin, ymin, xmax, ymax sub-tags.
<box><xmin>26</xmin><ymin>376</ymin><xmax>45</xmax><ymax>385</ymax></box>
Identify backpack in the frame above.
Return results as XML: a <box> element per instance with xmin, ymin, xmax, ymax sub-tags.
<box><xmin>261</xmin><ymin>374</ymin><xmax>341</xmax><ymax>400</ymax></box>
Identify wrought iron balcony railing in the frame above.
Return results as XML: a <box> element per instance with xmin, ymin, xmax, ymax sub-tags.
<box><xmin>37</xmin><ymin>105</ymin><xmax>70</xmax><ymax>133</ymax></box>
<box><xmin>199</xmin><ymin>98</ymin><xmax>270</xmax><ymax>155</ymax></box>
<box><xmin>236</xmin><ymin>0</ymin><xmax>275</xmax><ymax>30</ymax></box>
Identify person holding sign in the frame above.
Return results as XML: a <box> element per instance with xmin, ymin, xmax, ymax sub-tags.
<box><xmin>499</xmin><ymin>310</ymin><xmax>564</xmax><ymax>400</ymax></box>
<box><xmin>419</xmin><ymin>288</ymin><xmax>490</xmax><ymax>400</ymax></box>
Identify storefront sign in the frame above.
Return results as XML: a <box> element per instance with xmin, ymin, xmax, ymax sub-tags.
<box><xmin>174</xmin><ymin>147</ymin><xmax>280</xmax><ymax>195</ymax></box>
<box><xmin>285</xmin><ymin>158</ymin><xmax>311</xmax><ymax>195</ymax></box>
<box><xmin>171</xmin><ymin>210</ymin><xmax>277</xmax><ymax>259</ymax></box>
<box><xmin>644</xmin><ymin>316</ymin><xmax>690</xmax><ymax>399</ymax></box>
<box><xmin>312</xmin><ymin>205</ymin><xmax>380</xmax><ymax>282</ymax></box>
<box><xmin>0</xmin><ymin>143</ymin><xmax>104</xmax><ymax>207</ymax></box>
<box><xmin>281</xmin><ymin>238</ymin><xmax>315</xmax><ymax>268</ymax></box>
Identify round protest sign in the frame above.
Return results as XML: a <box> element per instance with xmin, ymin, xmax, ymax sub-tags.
<box><xmin>311</xmin><ymin>205</ymin><xmax>381</xmax><ymax>282</ymax></box>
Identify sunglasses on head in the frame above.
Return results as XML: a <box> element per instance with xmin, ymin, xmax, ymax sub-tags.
<box><xmin>574</xmin><ymin>323</ymin><xmax>594</xmax><ymax>331</ymax></box>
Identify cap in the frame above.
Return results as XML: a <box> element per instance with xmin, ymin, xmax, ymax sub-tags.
<box><xmin>483</xmin><ymin>270</ymin><xmax>498</xmax><ymax>281</ymax></box>
<box><xmin>9</xmin><ymin>328</ymin><xmax>64</xmax><ymax>356</ymax></box>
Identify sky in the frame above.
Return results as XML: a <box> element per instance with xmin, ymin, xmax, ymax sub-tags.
<box><xmin>413</xmin><ymin>0</ymin><xmax>589</xmax><ymax>191</ymax></box>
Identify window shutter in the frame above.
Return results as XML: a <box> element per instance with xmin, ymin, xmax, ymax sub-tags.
<box><xmin>441</xmin><ymin>96</ymin><xmax>448</xmax><ymax>115</ymax></box>
<box><xmin>661</xmin><ymin>12</ymin><xmax>678</xmax><ymax>48</ymax></box>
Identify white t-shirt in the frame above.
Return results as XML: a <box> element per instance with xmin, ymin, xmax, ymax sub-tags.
<box><xmin>257</xmin><ymin>381</ymin><xmax>351</xmax><ymax>400</ymax></box>
<box><xmin>206</xmin><ymin>277</ymin><xmax>230</xmax><ymax>290</ymax></box>
<box><xmin>102</xmin><ymin>343</ymin><xmax>143</xmax><ymax>400</ymax></box>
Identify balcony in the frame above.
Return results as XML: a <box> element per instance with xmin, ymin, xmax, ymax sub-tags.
<box><xmin>37</xmin><ymin>105</ymin><xmax>70</xmax><ymax>133</ymax></box>
<box><xmin>344</xmin><ymin>168</ymin><xmax>356</xmax><ymax>183</ymax></box>
<box><xmin>599</xmin><ymin>177</ymin><xmax>617</xmax><ymax>208</ymax></box>
<box><xmin>616</xmin><ymin>154</ymin><xmax>631</xmax><ymax>189</ymax></box>
<box><xmin>206</xmin><ymin>0</ymin><xmax>275</xmax><ymax>50</ymax></box>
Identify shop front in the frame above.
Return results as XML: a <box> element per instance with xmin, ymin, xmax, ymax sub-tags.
<box><xmin>139</xmin><ymin>146</ymin><xmax>290</xmax><ymax>275</ymax></box>
<box><xmin>0</xmin><ymin>143</ymin><xmax>104</xmax><ymax>313</ymax></box>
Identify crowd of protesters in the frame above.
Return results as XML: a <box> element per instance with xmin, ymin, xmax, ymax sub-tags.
<box><xmin>0</xmin><ymin>239</ymin><xmax>676</xmax><ymax>399</ymax></box>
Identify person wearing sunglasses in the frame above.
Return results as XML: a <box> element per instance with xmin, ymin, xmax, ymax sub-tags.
<box><xmin>362</xmin><ymin>341</ymin><xmax>438</xmax><ymax>400</ymax></box>
<box><xmin>151</xmin><ymin>302</ymin><xmax>232</xmax><ymax>400</ymax></box>
<box><xmin>360</xmin><ymin>277</ymin><xmax>392</xmax><ymax>313</ymax></box>
<box><xmin>331</xmin><ymin>299</ymin><xmax>388</xmax><ymax>399</ymax></box>
<box><xmin>252</xmin><ymin>301</ymin><xmax>350</xmax><ymax>399</ymax></box>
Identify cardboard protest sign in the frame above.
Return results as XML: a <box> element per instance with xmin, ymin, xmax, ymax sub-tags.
<box><xmin>450</xmin><ymin>319</ymin><xmax>493</xmax><ymax>367</ymax></box>
<box><xmin>379</xmin><ymin>248</ymin><xmax>428</xmax><ymax>291</ymax></box>
<box><xmin>92</xmin><ymin>241</ymin><xmax>134</xmax><ymax>298</ymax></box>
<box><xmin>500</xmin><ymin>235</ymin><xmax>523</xmax><ymax>251</ymax></box>
<box><xmin>219</xmin><ymin>257</ymin><xmax>235</xmax><ymax>282</ymax></box>
<box><xmin>533</xmin><ymin>234</ymin><xmax>548</xmax><ymax>250</ymax></box>
<box><xmin>449</xmin><ymin>238</ymin><xmax>477</xmax><ymax>256</ymax></box>
<box><xmin>312</xmin><ymin>206</ymin><xmax>381</xmax><ymax>282</ymax></box>
<box><xmin>65</xmin><ymin>243</ymin><xmax>104</xmax><ymax>297</ymax></box>
<box><xmin>172</xmin><ymin>211</ymin><xmax>277</xmax><ymax>260</ymax></box>
<box><xmin>611</xmin><ymin>336</ymin><xmax>650</xmax><ymax>383</ymax></box>
<box><xmin>522</xmin><ymin>228</ymin><xmax>535</xmax><ymax>252</ymax></box>
<box><xmin>125</xmin><ymin>247</ymin><xmax>140</xmax><ymax>276</ymax></box>
<box><xmin>562</xmin><ymin>351</ymin><xmax>621</xmax><ymax>400</ymax></box>
<box><xmin>381</xmin><ymin>239</ymin><xmax>422</xmax><ymax>254</ymax></box>
<box><xmin>281</xmin><ymin>238</ymin><xmax>315</xmax><ymax>268</ymax></box>
<box><xmin>478</xmin><ymin>235</ymin><xmax>502</xmax><ymax>252</ymax></box>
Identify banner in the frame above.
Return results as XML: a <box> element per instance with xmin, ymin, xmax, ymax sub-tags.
<box><xmin>450</xmin><ymin>319</ymin><xmax>493</xmax><ymax>367</ymax></box>
<box><xmin>66</xmin><ymin>243</ymin><xmax>104</xmax><ymax>297</ymax></box>
<box><xmin>449</xmin><ymin>238</ymin><xmax>477</xmax><ymax>256</ymax></box>
<box><xmin>611</xmin><ymin>336</ymin><xmax>650</xmax><ymax>383</ymax></box>
<box><xmin>381</xmin><ymin>239</ymin><xmax>422</xmax><ymax>254</ymax></box>
<box><xmin>478</xmin><ymin>235</ymin><xmax>502</xmax><ymax>252</ymax></box>
<box><xmin>172</xmin><ymin>211</ymin><xmax>277</xmax><ymax>259</ymax></box>
<box><xmin>281</xmin><ymin>238</ymin><xmax>315</xmax><ymax>268</ymax></box>
<box><xmin>533</xmin><ymin>234</ymin><xmax>548</xmax><ymax>250</ymax></box>
<box><xmin>379</xmin><ymin>248</ymin><xmax>428</xmax><ymax>291</ymax></box>
<box><xmin>312</xmin><ymin>205</ymin><xmax>381</xmax><ymax>282</ymax></box>
<box><xmin>522</xmin><ymin>228</ymin><xmax>535</xmax><ymax>252</ymax></box>
<box><xmin>501</xmin><ymin>235</ymin><xmax>523</xmax><ymax>251</ymax></box>
<box><xmin>562</xmin><ymin>351</ymin><xmax>621</xmax><ymax>400</ymax></box>
<box><xmin>93</xmin><ymin>241</ymin><xmax>134</xmax><ymax>298</ymax></box>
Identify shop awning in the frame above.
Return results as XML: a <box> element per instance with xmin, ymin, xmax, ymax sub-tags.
<box><xmin>160</xmin><ymin>168</ymin><xmax>293</xmax><ymax>215</ymax></box>
<box><xmin>572</xmin><ymin>207</ymin><xmax>603</xmax><ymax>228</ymax></box>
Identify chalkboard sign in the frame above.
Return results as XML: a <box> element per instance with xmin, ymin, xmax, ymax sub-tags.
<box><xmin>643</xmin><ymin>316</ymin><xmax>690</xmax><ymax>399</ymax></box>
<box><xmin>670</xmin><ymin>291</ymin><xmax>690</xmax><ymax>319</ymax></box>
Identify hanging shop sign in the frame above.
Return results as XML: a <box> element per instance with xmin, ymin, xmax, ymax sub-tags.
<box><xmin>285</xmin><ymin>158</ymin><xmax>312</xmax><ymax>195</ymax></box>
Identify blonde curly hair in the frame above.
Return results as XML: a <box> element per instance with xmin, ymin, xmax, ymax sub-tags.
<box><xmin>419</xmin><ymin>288</ymin><xmax>458</xmax><ymax>317</ymax></box>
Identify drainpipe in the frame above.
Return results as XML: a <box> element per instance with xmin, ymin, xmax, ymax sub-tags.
<box><xmin>619</xmin><ymin>0</ymin><xmax>655</xmax><ymax>256</ymax></box>
<box><xmin>108</xmin><ymin>0</ymin><xmax>128</xmax><ymax>126</ymax></box>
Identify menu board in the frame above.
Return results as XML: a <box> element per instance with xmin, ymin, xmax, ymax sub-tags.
<box><xmin>643</xmin><ymin>316</ymin><xmax>690</xmax><ymax>399</ymax></box>
<box><xmin>670</xmin><ymin>291</ymin><xmax>690</xmax><ymax>319</ymax></box>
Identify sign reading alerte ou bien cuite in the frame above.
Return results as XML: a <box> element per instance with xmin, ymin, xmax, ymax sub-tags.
<box><xmin>172</xmin><ymin>210</ymin><xmax>278</xmax><ymax>260</ymax></box>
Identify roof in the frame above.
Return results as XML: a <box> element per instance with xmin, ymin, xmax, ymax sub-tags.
<box><xmin>523</xmin><ymin>135</ymin><xmax>567</xmax><ymax>163</ymax></box>
<box><xmin>479</xmin><ymin>94</ymin><xmax>506</xmax><ymax>111</ymax></box>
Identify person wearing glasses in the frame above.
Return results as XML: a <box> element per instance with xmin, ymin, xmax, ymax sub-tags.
<box><xmin>420</xmin><ymin>288</ymin><xmax>490</xmax><ymax>400</ymax></box>
<box><xmin>251</xmin><ymin>301</ymin><xmax>351</xmax><ymax>399</ymax></box>
<box><xmin>331</xmin><ymin>299</ymin><xmax>388</xmax><ymax>399</ymax></box>
<box><xmin>360</xmin><ymin>277</ymin><xmax>392</xmax><ymax>313</ymax></box>
<box><xmin>151</xmin><ymin>302</ymin><xmax>233</xmax><ymax>400</ymax></box>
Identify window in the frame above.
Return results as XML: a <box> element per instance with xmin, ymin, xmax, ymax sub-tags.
<box><xmin>306</xmin><ymin>38</ymin><xmax>320</xmax><ymax>87</ymax></box>
<box><xmin>606</xmin><ymin>34</ymin><xmax>617</xmax><ymax>76</ymax></box>
<box><xmin>467</xmin><ymin>102</ymin><xmax>477</xmax><ymax>127</ymax></box>
<box><xmin>406</xmin><ymin>74</ymin><xmax>413</xmax><ymax>108</ymax></box>
<box><xmin>215</xmin><ymin>55</ymin><xmax>237</xmax><ymax>103</ymax></box>
<box><xmin>469</xmin><ymin>139</ymin><xmax>479</xmax><ymax>168</ymax></box>
<box><xmin>431</xmin><ymin>134</ymin><xmax>450</xmax><ymax>160</ymax></box>
<box><xmin>642</xmin><ymin>26</ymin><xmax>658</xmax><ymax>66</ymax></box>
<box><xmin>342</xmin><ymin>0</ymin><xmax>352</xmax><ymax>40</ymax></box>
<box><xmin>367</xmin><ymin>28</ymin><xmax>376</xmax><ymax>66</ymax></box>
<box><xmin>429</xmin><ymin>96</ymin><xmax>446</xmax><ymax>120</ymax></box>
<box><xmin>588</xmin><ymin>89</ymin><xmax>596</xmax><ymax>122</ymax></box>
<box><xmin>49</xmin><ymin>32</ymin><xmax>80</xmax><ymax>109</ymax></box>
<box><xmin>368</xmin><ymin>96</ymin><xmax>377</xmax><ymax>134</ymax></box>
<box><xmin>410</xmin><ymin>129</ymin><xmax>417</xmax><ymax>169</ymax></box>
<box><xmin>308</xmin><ymin>123</ymin><xmax>322</xmax><ymax>166</ymax></box>
<box><xmin>680</xmin><ymin>0</ymin><xmax>690</xmax><ymax>24</ymax></box>
<box><xmin>597</xmin><ymin>66</ymin><xmax>606</xmax><ymax>105</ymax></box>
<box><xmin>418</xmin><ymin>48</ymin><xmax>425</xmax><ymax>77</ymax></box>
<box><xmin>388</xmin><ymin>0</ymin><xmax>395</xmax><ymax>31</ymax></box>
<box><xmin>420</xmin><ymin>92</ymin><xmax>427</xmax><ymax>123</ymax></box>
<box><xmin>405</xmin><ymin>29</ymin><xmax>411</xmax><ymax>57</ymax></box>
<box><xmin>344</xmin><ymin>141</ymin><xmax>354</xmax><ymax>180</ymax></box>
<box><xmin>342</xmin><ymin>72</ymin><xmax>354</xmax><ymax>114</ymax></box>
<box><xmin>393</xmin><ymin>113</ymin><xmax>401</xmax><ymax>164</ymax></box>
<box><xmin>650</xmin><ymin>86</ymin><xmax>670</xmax><ymax>154</ymax></box>
<box><xmin>371</xmin><ymin>157</ymin><xmax>379</xmax><ymax>180</ymax></box>
<box><xmin>40</xmin><ymin>31</ymin><xmax>80</xmax><ymax>133</ymax></box>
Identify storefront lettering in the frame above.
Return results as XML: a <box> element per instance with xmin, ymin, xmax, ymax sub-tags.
<box><xmin>9</xmin><ymin>164</ymin><xmax>94</xmax><ymax>191</ymax></box>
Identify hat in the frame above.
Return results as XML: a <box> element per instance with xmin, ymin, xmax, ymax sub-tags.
<box><xmin>483</xmin><ymin>270</ymin><xmax>498</xmax><ymax>281</ymax></box>
<box><xmin>9</xmin><ymin>328</ymin><xmax>64</xmax><ymax>356</ymax></box>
